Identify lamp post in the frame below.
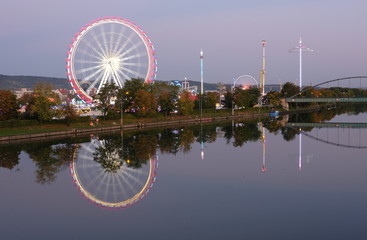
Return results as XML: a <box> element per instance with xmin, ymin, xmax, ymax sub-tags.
<box><xmin>120</xmin><ymin>91</ymin><xmax>128</xmax><ymax>129</ymax></box>
<box><xmin>120</xmin><ymin>97</ymin><xmax>123</xmax><ymax>128</ymax></box>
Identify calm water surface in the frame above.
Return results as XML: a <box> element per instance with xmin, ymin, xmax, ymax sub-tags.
<box><xmin>1</xmin><ymin>109</ymin><xmax>367</xmax><ymax>239</ymax></box>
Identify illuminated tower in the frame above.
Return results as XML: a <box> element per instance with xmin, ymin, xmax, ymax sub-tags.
<box><xmin>200</xmin><ymin>49</ymin><xmax>204</xmax><ymax>119</ymax></box>
<box><xmin>299</xmin><ymin>128</ymin><xmax>302</xmax><ymax>171</ymax></box>
<box><xmin>259</xmin><ymin>40</ymin><xmax>266</xmax><ymax>96</ymax></box>
<box><xmin>259</xmin><ymin>122</ymin><xmax>267</xmax><ymax>173</ymax></box>
<box><xmin>289</xmin><ymin>38</ymin><xmax>314</xmax><ymax>90</ymax></box>
<box><xmin>200</xmin><ymin>49</ymin><xmax>204</xmax><ymax>95</ymax></box>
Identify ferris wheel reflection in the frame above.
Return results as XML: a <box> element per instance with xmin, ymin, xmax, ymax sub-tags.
<box><xmin>70</xmin><ymin>136</ymin><xmax>158</xmax><ymax>209</ymax></box>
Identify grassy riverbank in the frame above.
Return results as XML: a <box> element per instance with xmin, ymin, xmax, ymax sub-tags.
<box><xmin>0</xmin><ymin>107</ymin><xmax>276</xmax><ymax>137</ymax></box>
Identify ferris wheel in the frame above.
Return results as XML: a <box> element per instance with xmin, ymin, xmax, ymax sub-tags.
<box><xmin>66</xmin><ymin>17</ymin><xmax>157</xmax><ymax>103</ymax></box>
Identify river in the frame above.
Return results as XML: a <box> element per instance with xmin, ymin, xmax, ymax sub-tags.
<box><xmin>1</xmin><ymin>106</ymin><xmax>366</xmax><ymax>239</ymax></box>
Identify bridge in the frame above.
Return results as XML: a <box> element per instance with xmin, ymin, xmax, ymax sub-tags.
<box><xmin>285</xmin><ymin>76</ymin><xmax>367</xmax><ymax>103</ymax></box>
<box><xmin>286</xmin><ymin>122</ymin><xmax>367</xmax><ymax>128</ymax></box>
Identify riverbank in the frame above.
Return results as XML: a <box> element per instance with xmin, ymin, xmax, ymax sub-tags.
<box><xmin>0</xmin><ymin>106</ymin><xmax>323</xmax><ymax>144</ymax></box>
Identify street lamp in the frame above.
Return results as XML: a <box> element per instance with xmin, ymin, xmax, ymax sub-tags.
<box><xmin>120</xmin><ymin>91</ymin><xmax>129</xmax><ymax>129</ymax></box>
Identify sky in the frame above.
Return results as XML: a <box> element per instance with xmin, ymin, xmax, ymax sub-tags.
<box><xmin>1</xmin><ymin>0</ymin><xmax>367</xmax><ymax>86</ymax></box>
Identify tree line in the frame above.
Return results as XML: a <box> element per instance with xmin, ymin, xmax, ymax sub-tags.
<box><xmin>2</xmin><ymin>79</ymin><xmax>367</xmax><ymax>123</ymax></box>
<box><xmin>2</xmin><ymin>103</ymin><xmax>365</xmax><ymax>183</ymax></box>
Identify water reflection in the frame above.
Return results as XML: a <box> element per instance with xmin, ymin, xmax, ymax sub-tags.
<box><xmin>1</xmin><ymin>104</ymin><xmax>366</xmax><ymax>209</ymax></box>
<box><xmin>70</xmin><ymin>135</ymin><xmax>158</xmax><ymax>209</ymax></box>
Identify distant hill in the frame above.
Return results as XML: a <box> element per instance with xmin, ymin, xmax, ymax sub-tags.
<box><xmin>0</xmin><ymin>74</ymin><xmax>70</xmax><ymax>90</ymax></box>
<box><xmin>0</xmin><ymin>74</ymin><xmax>226</xmax><ymax>91</ymax></box>
<box><xmin>1</xmin><ymin>74</ymin><xmax>283</xmax><ymax>92</ymax></box>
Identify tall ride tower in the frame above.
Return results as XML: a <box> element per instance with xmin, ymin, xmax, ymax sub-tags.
<box><xmin>289</xmin><ymin>38</ymin><xmax>314</xmax><ymax>91</ymax></box>
<box><xmin>200</xmin><ymin>49</ymin><xmax>204</xmax><ymax>118</ymax></box>
<box><xmin>259</xmin><ymin>40</ymin><xmax>266</xmax><ymax>96</ymax></box>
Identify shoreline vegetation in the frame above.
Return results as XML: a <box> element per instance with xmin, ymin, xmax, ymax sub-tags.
<box><xmin>0</xmin><ymin>106</ymin><xmax>321</xmax><ymax>144</ymax></box>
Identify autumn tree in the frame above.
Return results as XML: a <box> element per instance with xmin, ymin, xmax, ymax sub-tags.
<box><xmin>131</xmin><ymin>89</ymin><xmax>157</xmax><ymax>117</ymax></box>
<box><xmin>177</xmin><ymin>90</ymin><xmax>195</xmax><ymax>115</ymax></box>
<box><xmin>31</xmin><ymin>82</ymin><xmax>60</xmax><ymax>122</ymax></box>
<box><xmin>0</xmin><ymin>90</ymin><xmax>18</xmax><ymax>120</ymax></box>
<box><xmin>203</xmin><ymin>92</ymin><xmax>219</xmax><ymax>109</ymax></box>
<box><xmin>153</xmin><ymin>82</ymin><xmax>178</xmax><ymax>116</ymax></box>
<box><xmin>265</xmin><ymin>91</ymin><xmax>281</xmax><ymax>106</ymax></box>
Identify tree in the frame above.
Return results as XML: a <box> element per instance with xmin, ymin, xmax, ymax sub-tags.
<box><xmin>280</xmin><ymin>82</ymin><xmax>300</xmax><ymax>98</ymax></box>
<box><xmin>177</xmin><ymin>91</ymin><xmax>194</xmax><ymax>115</ymax></box>
<box><xmin>158</xmin><ymin>91</ymin><xmax>176</xmax><ymax>116</ymax></box>
<box><xmin>18</xmin><ymin>92</ymin><xmax>36</xmax><ymax>119</ymax></box>
<box><xmin>94</xmin><ymin>83</ymin><xmax>119</xmax><ymax>118</ymax></box>
<box><xmin>266</xmin><ymin>91</ymin><xmax>281</xmax><ymax>106</ymax></box>
<box><xmin>31</xmin><ymin>82</ymin><xmax>60</xmax><ymax>122</ymax></box>
<box><xmin>203</xmin><ymin>92</ymin><xmax>219</xmax><ymax>109</ymax></box>
<box><xmin>62</xmin><ymin>102</ymin><xmax>78</xmax><ymax>125</ymax></box>
<box><xmin>233</xmin><ymin>87</ymin><xmax>260</xmax><ymax>108</ymax></box>
<box><xmin>223</xmin><ymin>90</ymin><xmax>234</xmax><ymax>109</ymax></box>
<box><xmin>120</xmin><ymin>78</ymin><xmax>145</xmax><ymax>108</ymax></box>
<box><xmin>153</xmin><ymin>82</ymin><xmax>179</xmax><ymax>116</ymax></box>
<box><xmin>0</xmin><ymin>90</ymin><xmax>18</xmax><ymax>120</ymax></box>
<box><xmin>131</xmin><ymin>89</ymin><xmax>157</xmax><ymax>117</ymax></box>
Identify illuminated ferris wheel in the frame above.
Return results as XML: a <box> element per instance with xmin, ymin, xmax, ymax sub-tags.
<box><xmin>70</xmin><ymin>139</ymin><xmax>158</xmax><ymax>209</ymax></box>
<box><xmin>66</xmin><ymin>17</ymin><xmax>157</xmax><ymax>103</ymax></box>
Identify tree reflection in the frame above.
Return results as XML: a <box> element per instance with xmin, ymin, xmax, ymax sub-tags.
<box><xmin>232</xmin><ymin>122</ymin><xmax>261</xmax><ymax>147</ymax></box>
<box><xmin>25</xmin><ymin>142</ymin><xmax>76</xmax><ymax>184</ymax></box>
<box><xmin>93</xmin><ymin>139</ymin><xmax>124</xmax><ymax>173</ymax></box>
<box><xmin>0</xmin><ymin>146</ymin><xmax>20</xmax><ymax>170</ymax></box>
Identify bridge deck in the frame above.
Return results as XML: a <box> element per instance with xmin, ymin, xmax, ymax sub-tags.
<box><xmin>286</xmin><ymin>122</ymin><xmax>367</xmax><ymax>128</ymax></box>
<box><xmin>286</xmin><ymin>97</ymin><xmax>367</xmax><ymax>103</ymax></box>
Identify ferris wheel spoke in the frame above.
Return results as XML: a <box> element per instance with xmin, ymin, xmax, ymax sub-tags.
<box><xmin>79</xmin><ymin>36</ymin><xmax>106</xmax><ymax>60</ymax></box>
<box><xmin>115</xmin><ymin>68</ymin><xmax>132</xmax><ymax>82</ymax></box>
<box><xmin>79</xmin><ymin>66</ymin><xmax>105</xmax><ymax>85</ymax></box>
<box><xmin>91</xmin><ymin>171</ymin><xmax>110</xmax><ymax>196</ymax></box>
<box><xmin>121</xmin><ymin>66</ymin><xmax>145</xmax><ymax>78</ymax></box>
<box><xmin>122</xmin><ymin>62</ymin><xmax>143</xmax><ymax>68</ymax></box>
<box><xmin>119</xmin><ymin>41</ymin><xmax>144</xmax><ymax>59</ymax></box>
<box><xmin>114</xmin><ymin>31</ymin><xmax>138</xmax><ymax>57</ymax></box>
<box><xmin>120</xmin><ymin>52</ymin><xmax>147</xmax><ymax>62</ymax></box>
<box><xmin>108</xmin><ymin>23</ymin><xmax>116</xmax><ymax>56</ymax></box>
<box><xmin>122</xmin><ymin>168</ymin><xmax>146</xmax><ymax>185</ymax></box>
<box><xmin>82</xmin><ymin>69</ymin><xmax>105</xmax><ymax>89</ymax></box>
<box><xmin>99</xmin><ymin>23</ymin><xmax>110</xmax><ymax>57</ymax></box>
<box><xmin>76</xmin><ymin>49</ymin><xmax>103</xmax><ymax>62</ymax></box>
<box><xmin>75</xmin><ymin>64</ymin><xmax>104</xmax><ymax>75</ymax></box>
<box><xmin>112</xmin><ymin>28</ymin><xmax>128</xmax><ymax>55</ymax></box>
<box><xmin>85</xmin><ymin>71</ymin><xmax>105</xmax><ymax>93</ymax></box>
<box><xmin>97</xmin><ymin>69</ymin><xmax>112</xmax><ymax>93</ymax></box>
<box><xmin>81</xmin><ymin>168</ymin><xmax>108</xmax><ymax>190</ymax></box>
<box><xmin>115</xmin><ymin>171</ymin><xmax>133</xmax><ymax>199</ymax></box>
<box><xmin>75</xmin><ymin>59</ymin><xmax>102</xmax><ymax>65</ymax></box>
<box><xmin>111</xmin><ymin>68</ymin><xmax>123</xmax><ymax>88</ymax></box>
<box><xmin>89</xmin><ymin>28</ymin><xmax>109</xmax><ymax>59</ymax></box>
<box><xmin>119</xmin><ymin>172</ymin><xmax>140</xmax><ymax>196</ymax></box>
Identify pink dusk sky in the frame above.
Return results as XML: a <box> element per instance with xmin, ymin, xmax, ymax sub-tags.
<box><xmin>1</xmin><ymin>0</ymin><xmax>366</xmax><ymax>86</ymax></box>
